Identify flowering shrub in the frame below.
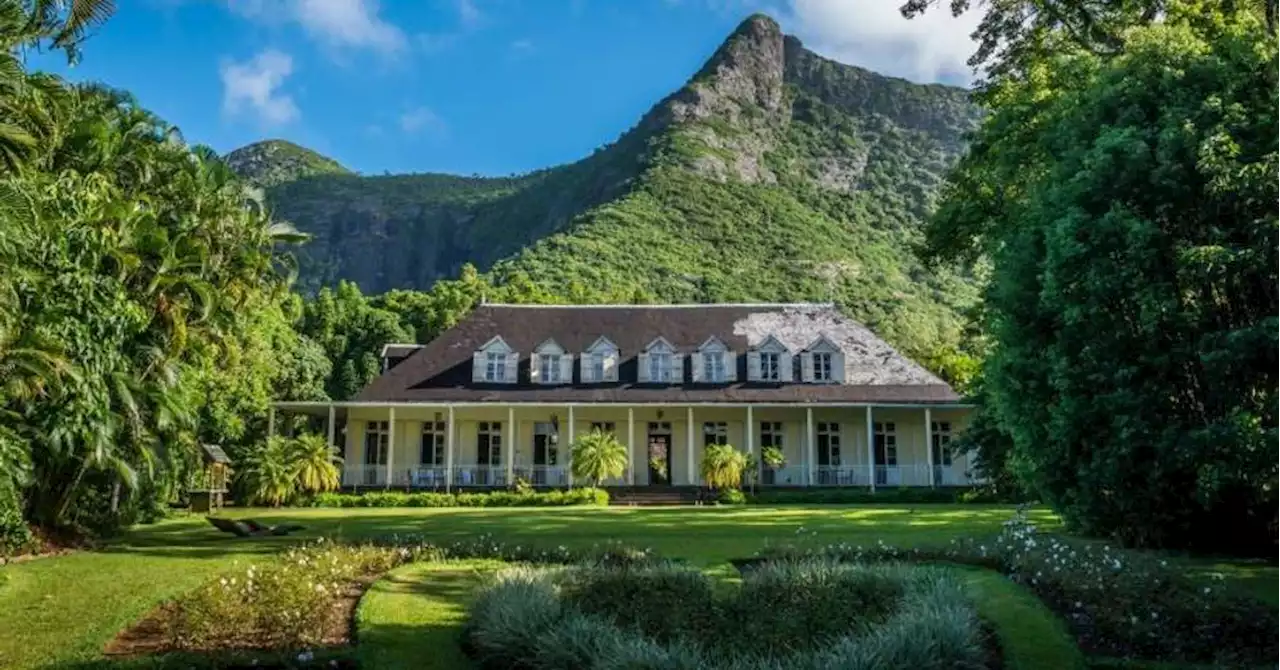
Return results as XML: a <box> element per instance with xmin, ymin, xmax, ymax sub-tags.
<box><xmin>306</xmin><ymin>487</ymin><xmax>609</xmax><ymax>508</ymax></box>
<box><xmin>162</xmin><ymin>535</ymin><xmax>658</xmax><ymax>654</ymax></box>
<box><xmin>751</xmin><ymin>507</ymin><xmax>1277</xmax><ymax>665</ymax></box>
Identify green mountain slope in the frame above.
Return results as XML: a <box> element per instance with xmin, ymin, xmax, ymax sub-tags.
<box><xmin>231</xmin><ymin>14</ymin><xmax>982</xmax><ymax>357</ymax></box>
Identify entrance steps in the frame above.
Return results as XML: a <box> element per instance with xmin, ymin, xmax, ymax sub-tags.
<box><xmin>608</xmin><ymin>486</ymin><xmax>704</xmax><ymax>506</ymax></box>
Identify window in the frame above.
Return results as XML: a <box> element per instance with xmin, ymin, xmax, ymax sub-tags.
<box><xmin>590</xmin><ymin>421</ymin><xmax>616</xmax><ymax>434</ymax></box>
<box><xmin>703</xmin><ymin>421</ymin><xmax>728</xmax><ymax>447</ymax></box>
<box><xmin>484</xmin><ymin>351</ymin><xmax>506</xmax><ymax>382</ymax></box>
<box><xmin>649</xmin><ymin>352</ymin><xmax>673</xmax><ymax>382</ymax></box>
<box><xmin>816</xmin><ymin>422</ymin><xmax>841</xmax><ymax>467</ymax></box>
<box><xmin>420</xmin><ymin>421</ymin><xmax>446</xmax><ymax>466</ymax></box>
<box><xmin>364</xmin><ymin>421</ymin><xmax>389</xmax><ymax>465</ymax></box>
<box><xmin>701</xmin><ymin>351</ymin><xmax>726</xmax><ymax>382</ymax></box>
<box><xmin>540</xmin><ymin>353</ymin><xmax>562</xmax><ymax>383</ymax></box>
<box><xmin>812</xmin><ymin>352</ymin><xmax>833</xmax><ymax>382</ymax></box>
<box><xmin>589</xmin><ymin>353</ymin><xmax>605</xmax><ymax>382</ymax></box>
<box><xmin>931</xmin><ymin>421</ymin><xmax>953</xmax><ymax>466</ymax></box>
<box><xmin>759</xmin><ymin>352</ymin><xmax>780</xmax><ymax>381</ymax></box>
<box><xmin>873</xmin><ymin>422</ymin><xmax>897</xmax><ymax>466</ymax></box>
<box><xmin>477</xmin><ymin>421</ymin><xmax>503</xmax><ymax>465</ymax></box>
<box><xmin>760</xmin><ymin>421</ymin><xmax>783</xmax><ymax>449</ymax></box>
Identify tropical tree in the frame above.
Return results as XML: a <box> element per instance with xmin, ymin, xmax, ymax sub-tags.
<box><xmin>700</xmin><ymin>444</ymin><xmax>747</xmax><ymax>491</ymax></box>
<box><xmin>570</xmin><ymin>429</ymin><xmax>628</xmax><ymax>488</ymax></box>
<box><xmin>236</xmin><ymin>437</ymin><xmax>297</xmax><ymax>506</ymax></box>
<box><xmin>290</xmin><ymin>433</ymin><xmax>342</xmax><ymax>493</ymax></box>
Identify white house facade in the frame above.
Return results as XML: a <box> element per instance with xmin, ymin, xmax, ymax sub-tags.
<box><xmin>272</xmin><ymin>303</ymin><xmax>977</xmax><ymax>490</ymax></box>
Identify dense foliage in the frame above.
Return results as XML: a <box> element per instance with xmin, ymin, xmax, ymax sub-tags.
<box><xmin>307</xmin><ymin>488</ymin><xmax>609</xmax><ymax>508</ymax></box>
<box><xmin>465</xmin><ymin>561</ymin><xmax>986</xmax><ymax>669</ymax></box>
<box><xmin>570</xmin><ymin>430</ymin><xmax>629</xmax><ymax>487</ymax></box>
<box><xmin>914</xmin><ymin>0</ymin><xmax>1277</xmax><ymax>551</ymax></box>
<box><xmin>0</xmin><ymin>1</ymin><xmax>327</xmax><ymax>537</ymax></box>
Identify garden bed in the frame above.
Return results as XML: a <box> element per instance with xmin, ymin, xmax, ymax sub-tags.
<box><xmin>464</xmin><ymin>560</ymin><xmax>1001</xmax><ymax>669</ymax></box>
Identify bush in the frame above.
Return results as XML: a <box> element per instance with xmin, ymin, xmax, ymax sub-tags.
<box><xmin>717</xmin><ymin>489</ymin><xmax>746</xmax><ymax>505</ymax></box>
<box><xmin>0</xmin><ymin>477</ymin><xmax>35</xmax><ymax>556</ymax></box>
<box><xmin>748</xmin><ymin>486</ymin><xmax>1015</xmax><ymax>505</ymax></box>
<box><xmin>306</xmin><ymin>487</ymin><xmax>609</xmax><ymax>508</ymax></box>
<box><xmin>749</xmin><ymin>508</ymin><xmax>1278</xmax><ymax>666</ymax></box>
<box><xmin>465</xmin><ymin>560</ymin><xmax>986</xmax><ymax>669</ymax></box>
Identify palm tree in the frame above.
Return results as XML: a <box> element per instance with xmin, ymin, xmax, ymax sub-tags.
<box><xmin>570</xmin><ymin>429</ymin><xmax>628</xmax><ymax>488</ymax></box>
<box><xmin>237</xmin><ymin>436</ymin><xmax>297</xmax><ymax>506</ymax></box>
<box><xmin>290</xmin><ymin>433</ymin><xmax>341</xmax><ymax>493</ymax></box>
<box><xmin>700</xmin><ymin>444</ymin><xmax>747</xmax><ymax>492</ymax></box>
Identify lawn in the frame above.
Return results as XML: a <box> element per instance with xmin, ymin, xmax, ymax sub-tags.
<box><xmin>0</xmin><ymin>504</ymin><xmax>1267</xmax><ymax>669</ymax></box>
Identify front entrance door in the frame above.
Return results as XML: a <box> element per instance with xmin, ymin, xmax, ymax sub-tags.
<box><xmin>647</xmin><ymin>421</ymin><xmax>672</xmax><ymax>486</ymax></box>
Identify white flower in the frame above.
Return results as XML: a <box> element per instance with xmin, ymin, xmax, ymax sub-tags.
<box><xmin>1203</xmin><ymin>587</ymin><xmax>1211</xmax><ymax>594</ymax></box>
<box><xmin>297</xmin><ymin>650</ymin><xmax>314</xmax><ymax>662</ymax></box>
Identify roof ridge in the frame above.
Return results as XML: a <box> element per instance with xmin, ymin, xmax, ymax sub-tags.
<box><xmin>481</xmin><ymin>302</ymin><xmax>836</xmax><ymax>309</ymax></box>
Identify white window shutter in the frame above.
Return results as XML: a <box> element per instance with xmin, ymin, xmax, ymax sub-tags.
<box><xmin>673</xmin><ymin>354</ymin><xmax>685</xmax><ymax>384</ymax></box>
<box><xmin>638</xmin><ymin>353</ymin><xmax>650</xmax><ymax>382</ymax></box>
<box><xmin>724</xmin><ymin>351</ymin><xmax>737</xmax><ymax>382</ymax></box>
<box><xmin>505</xmin><ymin>353</ymin><xmax>518</xmax><ymax>383</ymax></box>
<box><xmin>529</xmin><ymin>353</ymin><xmax>541</xmax><ymax>383</ymax></box>
<box><xmin>800</xmin><ymin>353</ymin><xmax>814</xmax><ymax>382</ymax></box>
<box><xmin>780</xmin><ymin>353</ymin><xmax>794</xmax><ymax>382</ymax></box>
<box><xmin>473</xmin><ymin>352</ymin><xmax>486</xmax><ymax>382</ymax></box>
<box><xmin>691</xmin><ymin>353</ymin><xmax>704</xmax><ymax>383</ymax></box>
<box><xmin>603</xmin><ymin>353</ymin><xmax>617</xmax><ymax>382</ymax></box>
<box><xmin>560</xmin><ymin>354</ymin><xmax>573</xmax><ymax>385</ymax></box>
<box><xmin>580</xmin><ymin>356</ymin><xmax>594</xmax><ymax>383</ymax></box>
<box><xmin>832</xmin><ymin>351</ymin><xmax>845</xmax><ymax>384</ymax></box>
<box><xmin>747</xmin><ymin>352</ymin><xmax>761</xmax><ymax>381</ymax></box>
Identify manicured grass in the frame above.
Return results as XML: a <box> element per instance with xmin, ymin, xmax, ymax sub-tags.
<box><xmin>356</xmin><ymin>560</ymin><xmax>504</xmax><ymax>670</ymax></box>
<box><xmin>0</xmin><ymin>504</ymin><xmax>1270</xmax><ymax>669</ymax></box>
<box><xmin>958</xmin><ymin>567</ymin><xmax>1085</xmax><ymax>670</ymax></box>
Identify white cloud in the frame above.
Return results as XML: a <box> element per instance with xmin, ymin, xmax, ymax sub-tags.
<box><xmin>229</xmin><ymin>0</ymin><xmax>406</xmax><ymax>56</ymax></box>
<box><xmin>457</xmin><ymin>0</ymin><xmax>481</xmax><ymax>27</ymax></box>
<box><xmin>399</xmin><ymin>107</ymin><xmax>446</xmax><ymax>136</ymax></box>
<box><xmin>510</xmin><ymin>38</ymin><xmax>534</xmax><ymax>53</ymax></box>
<box><xmin>220</xmin><ymin>49</ymin><xmax>299</xmax><ymax>126</ymax></box>
<box><xmin>781</xmin><ymin>0</ymin><xmax>979</xmax><ymax>84</ymax></box>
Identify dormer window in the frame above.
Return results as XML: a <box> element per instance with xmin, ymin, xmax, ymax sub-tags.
<box><xmin>485</xmin><ymin>351</ymin><xmax>507</xmax><ymax>382</ymax></box>
<box><xmin>801</xmin><ymin>335</ymin><xmax>842</xmax><ymax>384</ymax></box>
<box><xmin>581</xmin><ymin>336</ymin><xmax>619</xmax><ymax>383</ymax></box>
<box><xmin>693</xmin><ymin>336</ymin><xmax>735</xmax><ymax>383</ymax></box>
<box><xmin>650</xmin><ymin>351</ymin><xmax>674</xmax><ymax>382</ymax></box>
<box><xmin>539</xmin><ymin>353</ymin><xmax>562</xmax><ymax>382</ymax></box>
<box><xmin>639</xmin><ymin>337</ymin><xmax>682</xmax><ymax>384</ymax></box>
<box><xmin>812</xmin><ymin>352</ymin><xmax>833</xmax><ymax>382</ymax></box>
<box><xmin>473</xmin><ymin>336</ymin><xmax>518</xmax><ymax>384</ymax></box>
<box><xmin>759</xmin><ymin>351</ymin><xmax>780</xmax><ymax>381</ymax></box>
<box><xmin>530</xmin><ymin>339</ymin><xmax>572</xmax><ymax>385</ymax></box>
<box><xmin>748</xmin><ymin>335</ymin><xmax>791</xmax><ymax>383</ymax></box>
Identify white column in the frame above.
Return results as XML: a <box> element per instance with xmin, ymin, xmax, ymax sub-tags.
<box><xmin>627</xmin><ymin>407</ymin><xmax>636</xmax><ymax>485</ymax></box>
<box><xmin>446</xmin><ymin>406</ymin><xmax>455</xmax><ymax>492</ymax></box>
<box><xmin>805</xmin><ymin>407</ymin><xmax>815</xmax><ymax>486</ymax></box>
<box><xmin>745</xmin><ymin>406</ymin><xmax>755</xmax><ymax>485</ymax></box>
<box><xmin>267</xmin><ymin>407</ymin><xmax>276</xmax><ymax>440</ymax></box>
<box><xmin>866</xmin><ymin>405</ymin><xmax>876</xmax><ymax>493</ymax></box>
<box><xmin>686</xmin><ymin>407</ymin><xmax>695</xmax><ymax>486</ymax></box>
<box><xmin>507</xmin><ymin>407</ymin><xmax>516</xmax><ymax>485</ymax></box>
<box><xmin>386</xmin><ymin>407</ymin><xmax>396</xmax><ymax>490</ymax></box>
<box><xmin>566</xmin><ymin>405</ymin><xmax>576</xmax><ymax>487</ymax></box>
<box><xmin>924</xmin><ymin>408</ymin><xmax>934</xmax><ymax>488</ymax></box>
<box><xmin>326</xmin><ymin>404</ymin><xmax>336</xmax><ymax>451</ymax></box>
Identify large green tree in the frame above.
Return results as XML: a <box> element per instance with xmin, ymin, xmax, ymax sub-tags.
<box><xmin>918</xmin><ymin>2</ymin><xmax>1277</xmax><ymax>550</ymax></box>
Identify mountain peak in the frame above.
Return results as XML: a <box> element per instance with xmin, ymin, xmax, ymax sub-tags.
<box><xmin>224</xmin><ymin>140</ymin><xmax>351</xmax><ymax>187</ymax></box>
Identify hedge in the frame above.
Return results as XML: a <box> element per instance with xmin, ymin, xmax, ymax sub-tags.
<box><xmin>747</xmin><ymin>486</ymin><xmax>1020</xmax><ymax>505</ymax></box>
<box><xmin>306</xmin><ymin>488</ymin><xmax>609</xmax><ymax>508</ymax></box>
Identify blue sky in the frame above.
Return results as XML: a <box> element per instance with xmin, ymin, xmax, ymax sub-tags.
<box><xmin>30</xmin><ymin>0</ymin><xmax>978</xmax><ymax>176</ymax></box>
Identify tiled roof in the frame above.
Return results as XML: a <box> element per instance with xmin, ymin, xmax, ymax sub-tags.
<box><xmin>354</xmin><ymin>304</ymin><xmax>962</xmax><ymax>404</ymax></box>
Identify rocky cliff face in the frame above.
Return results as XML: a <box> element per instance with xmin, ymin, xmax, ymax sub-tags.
<box><xmin>227</xmin><ymin>14</ymin><xmax>982</xmax><ymax>357</ymax></box>
<box><xmin>225</xmin><ymin>139</ymin><xmax>352</xmax><ymax>188</ymax></box>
